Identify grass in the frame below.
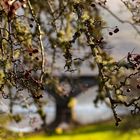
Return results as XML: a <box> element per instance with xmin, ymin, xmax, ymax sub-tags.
<box><xmin>19</xmin><ymin>121</ymin><xmax>140</xmax><ymax>140</ymax></box>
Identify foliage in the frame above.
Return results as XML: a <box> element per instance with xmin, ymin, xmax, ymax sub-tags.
<box><xmin>0</xmin><ymin>0</ymin><xmax>140</xmax><ymax>133</ymax></box>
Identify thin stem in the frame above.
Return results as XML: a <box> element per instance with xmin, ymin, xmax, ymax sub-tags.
<box><xmin>100</xmin><ymin>4</ymin><xmax>140</xmax><ymax>35</ymax></box>
<box><xmin>27</xmin><ymin>0</ymin><xmax>45</xmax><ymax>82</ymax></box>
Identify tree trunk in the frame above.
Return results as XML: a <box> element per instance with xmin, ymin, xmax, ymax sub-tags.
<box><xmin>46</xmin><ymin>75</ymin><xmax>98</xmax><ymax>131</ymax></box>
<box><xmin>48</xmin><ymin>98</ymin><xmax>72</xmax><ymax>130</ymax></box>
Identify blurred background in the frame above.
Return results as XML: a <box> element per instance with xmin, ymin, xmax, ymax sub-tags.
<box><xmin>0</xmin><ymin>0</ymin><xmax>140</xmax><ymax>140</ymax></box>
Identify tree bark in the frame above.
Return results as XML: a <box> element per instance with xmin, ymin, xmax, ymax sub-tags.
<box><xmin>48</xmin><ymin>98</ymin><xmax>72</xmax><ymax>130</ymax></box>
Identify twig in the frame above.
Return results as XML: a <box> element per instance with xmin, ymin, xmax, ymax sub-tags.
<box><xmin>27</xmin><ymin>0</ymin><xmax>45</xmax><ymax>82</ymax></box>
<box><xmin>100</xmin><ymin>4</ymin><xmax>140</xmax><ymax>35</ymax></box>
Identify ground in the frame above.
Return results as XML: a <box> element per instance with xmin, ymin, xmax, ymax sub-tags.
<box><xmin>19</xmin><ymin>120</ymin><xmax>140</xmax><ymax>140</ymax></box>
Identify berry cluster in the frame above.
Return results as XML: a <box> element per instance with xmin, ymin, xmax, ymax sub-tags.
<box><xmin>109</xmin><ymin>27</ymin><xmax>119</xmax><ymax>36</ymax></box>
<box><xmin>0</xmin><ymin>0</ymin><xmax>27</xmax><ymax>16</ymax></box>
<box><xmin>127</xmin><ymin>52</ymin><xmax>140</xmax><ymax>69</ymax></box>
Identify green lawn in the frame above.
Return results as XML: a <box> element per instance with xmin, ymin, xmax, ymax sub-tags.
<box><xmin>20</xmin><ymin>122</ymin><xmax>140</xmax><ymax>140</ymax></box>
<box><xmin>20</xmin><ymin>132</ymin><xmax>140</xmax><ymax>140</ymax></box>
